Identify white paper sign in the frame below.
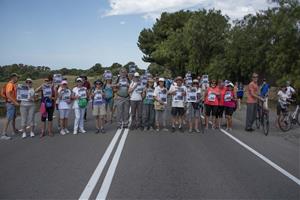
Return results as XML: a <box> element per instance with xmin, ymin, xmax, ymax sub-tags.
<box><xmin>53</xmin><ymin>74</ymin><xmax>63</xmax><ymax>84</ymax></box>
<box><xmin>174</xmin><ymin>87</ymin><xmax>184</xmax><ymax>101</ymax></box>
<box><xmin>159</xmin><ymin>89</ymin><xmax>167</xmax><ymax>103</ymax></box>
<box><xmin>146</xmin><ymin>89</ymin><xmax>154</xmax><ymax>100</ymax></box>
<box><xmin>94</xmin><ymin>91</ymin><xmax>103</xmax><ymax>104</ymax></box>
<box><xmin>208</xmin><ymin>92</ymin><xmax>216</xmax><ymax>102</ymax></box>
<box><xmin>43</xmin><ymin>85</ymin><xmax>52</xmax><ymax>98</ymax></box>
<box><xmin>187</xmin><ymin>88</ymin><xmax>197</xmax><ymax>102</ymax></box>
<box><xmin>224</xmin><ymin>91</ymin><xmax>232</xmax><ymax>102</ymax></box>
<box><xmin>61</xmin><ymin>89</ymin><xmax>71</xmax><ymax>101</ymax></box>
<box><xmin>78</xmin><ymin>88</ymin><xmax>87</xmax><ymax>98</ymax></box>
<box><xmin>119</xmin><ymin>78</ymin><xmax>128</xmax><ymax>87</ymax></box>
<box><xmin>17</xmin><ymin>84</ymin><xmax>29</xmax><ymax>101</ymax></box>
<box><xmin>104</xmin><ymin>72</ymin><xmax>112</xmax><ymax>80</ymax></box>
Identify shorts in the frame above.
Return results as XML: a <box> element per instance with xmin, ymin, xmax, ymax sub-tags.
<box><xmin>225</xmin><ymin>107</ymin><xmax>235</xmax><ymax>116</ymax></box>
<box><xmin>237</xmin><ymin>91</ymin><xmax>244</xmax><ymax>99</ymax></box>
<box><xmin>187</xmin><ymin>104</ymin><xmax>200</xmax><ymax>120</ymax></box>
<box><xmin>205</xmin><ymin>104</ymin><xmax>218</xmax><ymax>117</ymax></box>
<box><xmin>93</xmin><ymin>104</ymin><xmax>106</xmax><ymax>117</ymax></box>
<box><xmin>41</xmin><ymin>106</ymin><xmax>55</xmax><ymax>122</ymax></box>
<box><xmin>171</xmin><ymin>107</ymin><xmax>185</xmax><ymax>117</ymax></box>
<box><xmin>6</xmin><ymin>103</ymin><xmax>16</xmax><ymax>121</ymax></box>
<box><xmin>59</xmin><ymin>109</ymin><xmax>70</xmax><ymax>119</ymax></box>
<box><xmin>217</xmin><ymin>106</ymin><xmax>225</xmax><ymax>118</ymax></box>
<box><xmin>277</xmin><ymin>103</ymin><xmax>286</xmax><ymax>115</ymax></box>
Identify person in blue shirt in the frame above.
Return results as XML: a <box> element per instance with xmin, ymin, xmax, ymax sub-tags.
<box><xmin>260</xmin><ymin>79</ymin><xmax>270</xmax><ymax>98</ymax></box>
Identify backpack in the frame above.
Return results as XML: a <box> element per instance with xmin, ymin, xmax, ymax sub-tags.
<box><xmin>78</xmin><ymin>98</ymin><xmax>88</xmax><ymax>108</ymax></box>
<box><xmin>1</xmin><ymin>83</ymin><xmax>7</xmax><ymax>99</ymax></box>
<box><xmin>44</xmin><ymin>97</ymin><xmax>53</xmax><ymax>109</ymax></box>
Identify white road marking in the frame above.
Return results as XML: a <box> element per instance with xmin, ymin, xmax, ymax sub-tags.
<box><xmin>96</xmin><ymin>128</ymin><xmax>129</xmax><ymax>200</ymax></box>
<box><xmin>219</xmin><ymin>128</ymin><xmax>300</xmax><ymax>186</ymax></box>
<box><xmin>79</xmin><ymin>128</ymin><xmax>123</xmax><ymax>200</ymax></box>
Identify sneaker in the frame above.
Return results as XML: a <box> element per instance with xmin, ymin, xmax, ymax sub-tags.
<box><xmin>79</xmin><ymin>129</ymin><xmax>86</xmax><ymax>134</ymax></box>
<box><xmin>64</xmin><ymin>129</ymin><xmax>70</xmax><ymax>134</ymax></box>
<box><xmin>30</xmin><ymin>132</ymin><xmax>35</xmax><ymax>137</ymax></box>
<box><xmin>195</xmin><ymin>128</ymin><xmax>201</xmax><ymax>133</ymax></box>
<box><xmin>156</xmin><ymin>128</ymin><xmax>160</xmax><ymax>132</ymax></box>
<box><xmin>95</xmin><ymin>129</ymin><xmax>100</xmax><ymax>134</ymax></box>
<box><xmin>123</xmin><ymin>124</ymin><xmax>128</xmax><ymax>129</ymax></box>
<box><xmin>163</xmin><ymin>128</ymin><xmax>169</xmax><ymax>132</ymax></box>
<box><xmin>149</xmin><ymin>127</ymin><xmax>154</xmax><ymax>131</ymax></box>
<box><xmin>22</xmin><ymin>132</ymin><xmax>27</xmax><ymax>139</ymax></box>
<box><xmin>73</xmin><ymin>130</ymin><xmax>78</xmax><ymax>135</ymax></box>
<box><xmin>1</xmin><ymin>134</ymin><xmax>11</xmax><ymax>140</ymax></box>
<box><xmin>60</xmin><ymin>129</ymin><xmax>66</xmax><ymax>135</ymax></box>
<box><xmin>143</xmin><ymin>127</ymin><xmax>148</xmax><ymax>131</ymax></box>
<box><xmin>189</xmin><ymin>128</ymin><xmax>193</xmax><ymax>133</ymax></box>
<box><xmin>100</xmin><ymin>128</ymin><xmax>106</xmax><ymax>134</ymax></box>
<box><xmin>117</xmin><ymin>125</ymin><xmax>122</xmax><ymax>129</ymax></box>
<box><xmin>171</xmin><ymin>126</ymin><xmax>176</xmax><ymax>133</ymax></box>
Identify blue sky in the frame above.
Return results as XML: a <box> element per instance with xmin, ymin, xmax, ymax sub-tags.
<box><xmin>0</xmin><ymin>0</ymin><xmax>274</xmax><ymax>69</ymax></box>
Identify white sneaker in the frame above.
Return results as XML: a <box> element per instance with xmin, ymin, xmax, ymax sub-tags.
<box><xmin>0</xmin><ymin>134</ymin><xmax>11</xmax><ymax>140</ymax></box>
<box><xmin>64</xmin><ymin>129</ymin><xmax>70</xmax><ymax>134</ymax></box>
<box><xmin>60</xmin><ymin>129</ymin><xmax>66</xmax><ymax>135</ymax></box>
<box><xmin>22</xmin><ymin>132</ymin><xmax>27</xmax><ymax>139</ymax></box>
<box><xmin>73</xmin><ymin>130</ymin><xmax>78</xmax><ymax>135</ymax></box>
<box><xmin>30</xmin><ymin>132</ymin><xmax>35</xmax><ymax>138</ymax></box>
<box><xmin>79</xmin><ymin>129</ymin><xmax>86</xmax><ymax>134</ymax></box>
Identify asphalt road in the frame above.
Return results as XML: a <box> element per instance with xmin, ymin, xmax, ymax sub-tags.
<box><xmin>0</xmin><ymin>104</ymin><xmax>299</xmax><ymax>199</ymax></box>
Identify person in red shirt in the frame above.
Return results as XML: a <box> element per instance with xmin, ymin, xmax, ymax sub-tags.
<box><xmin>245</xmin><ymin>73</ymin><xmax>264</xmax><ymax>131</ymax></box>
<box><xmin>204</xmin><ymin>79</ymin><xmax>220</xmax><ymax>129</ymax></box>
<box><xmin>1</xmin><ymin>73</ymin><xmax>20</xmax><ymax>140</ymax></box>
<box><xmin>217</xmin><ymin>80</ymin><xmax>226</xmax><ymax>128</ymax></box>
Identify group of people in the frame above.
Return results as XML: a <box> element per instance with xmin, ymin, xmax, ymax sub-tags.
<box><xmin>0</xmin><ymin>69</ymin><xmax>297</xmax><ymax>140</ymax></box>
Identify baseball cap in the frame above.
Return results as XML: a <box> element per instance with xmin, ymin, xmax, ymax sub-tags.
<box><xmin>26</xmin><ymin>78</ymin><xmax>33</xmax><ymax>82</ymax></box>
<box><xmin>134</xmin><ymin>72</ymin><xmax>140</xmax><ymax>77</ymax></box>
<box><xmin>76</xmin><ymin>77</ymin><xmax>83</xmax><ymax>82</ymax></box>
<box><xmin>61</xmin><ymin>80</ymin><xmax>68</xmax><ymax>85</ymax></box>
<box><xmin>158</xmin><ymin>78</ymin><xmax>165</xmax><ymax>82</ymax></box>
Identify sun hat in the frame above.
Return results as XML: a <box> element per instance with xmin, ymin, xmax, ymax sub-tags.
<box><xmin>158</xmin><ymin>78</ymin><xmax>165</xmax><ymax>82</ymax></box>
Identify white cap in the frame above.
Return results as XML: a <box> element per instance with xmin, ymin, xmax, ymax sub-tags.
<box><xmin>158</xmin><ymin>78</ymin><xmax>165</xmax><ymax>82</ymax></box>
<box><xmin>76</xmin><ymin>77</ymin><xmax>83</xmax><ymax>82</ymax></box>
<box><xmin>134</xmin><ymin>72</ymin><xmax>140</xmax><ymax>77</ymax></box>
<box><xmin>26</xmin><ymin>78</ymin><xmax>33</xmax><ymax>82</ymax></box>
<box><xmin>61</xmin><ymin>80</ymin><xmax>68</xmax><ymax>85</ymax></box>
<box><xmin>227</xmin><ymin>82</ymin><xmax>234</xmax><ymax>87</ymax></box>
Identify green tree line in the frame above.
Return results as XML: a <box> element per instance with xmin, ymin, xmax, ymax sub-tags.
<box><xmin>138</xmin><ymin>0</ymin><xmax>300</xmax><ymax>88</ymax></box>
<box><xmin>0</xmin><ymin>62</ymin><xmax>144</xmax><ymax>82</ymax></box>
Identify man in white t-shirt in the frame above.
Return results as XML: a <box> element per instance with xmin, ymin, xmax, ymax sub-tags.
<box><xmin>168</xmin><ymin>76</ymin><xmax>187</xmax><ymax>132</ymax></box>
<box><xmin>286</xmin><ymin>81</ymin><xmax>296</xmax><ymax>99</ymax></box>
<box><xmin>129</xmin><ymin>72</ymin><xmax>143</xmax><ymax>130</ymax></box>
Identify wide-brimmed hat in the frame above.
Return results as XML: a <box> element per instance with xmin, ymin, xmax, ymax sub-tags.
<box><xmin>175</xmin><ymin>76</ymin><xmax>183</xmax><ymax>81</ymax></box>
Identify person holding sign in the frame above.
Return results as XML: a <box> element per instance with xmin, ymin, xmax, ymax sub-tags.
<box><xmin>129</xmin><ymin>72</ymin><xmax>143</xmax><ymax>130</ymax></box>
<box><xmin>72</xmin><ymin>77</ymin><xmax>88</xmax><ymax>135</ymax></box>
<box><xmin>224</xmin><ymin>82</ymin><xmax>237</xmax><ymax>131</ymax></box>
<box><xmin>20</xmin><ymin>78</ymin><xmax>36</xmax><ymax>139</ymax></box>
<box><xmin>154</xmin><ymin>78</ymin><xmax>168</xmax><ymax>131</ymax></box>
<box><xmin>204</xmin><ymin>79</ymin><xmax>220</xmax><ymax>129</ymax></box>
<box><xmin>57</xmin><ymin>80</ymin><xmax>72</xmax><ymax>135</ymax></box>
<box><xmin>103</xmin><ymin>74</ymin><xmax>114</xmax><ymax>124</ymax></box>
<box><xmin>186</xmin><ymin>79</ymin><xmax>203</xmax><ymax>133</ymax></box>
<box><xmin>91</xmin><ymin>80</ymin><xmax>106</xmax><ymax>134</ymax></box>
<box><xmin>35</xmin><ymin>75</ymin><xmax>56</xmax><ymax>137</ymax></box>
<box><xmin>168</xmin><ymin>76</ymin><xmax>187</xmax><ymax>133</ymax></box>
<box><xmin>114</xmin><ymin>68</ymin><xmax>130</xmax><ymax>129</ymax></box>
<box><xmin>142</xmin><ymin>78</ymin><xmax>155</xmax><ymax>131</ymax></box>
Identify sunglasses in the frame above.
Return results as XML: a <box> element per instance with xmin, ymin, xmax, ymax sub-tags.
<box><xmin>26</xmin><ymin>81</ymin><xmax>32</xmax><ymax>84</ymax></box>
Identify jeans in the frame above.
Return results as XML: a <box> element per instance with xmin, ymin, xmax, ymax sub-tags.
<box><xmin>142</xmin><ymin>104</ymin><xmax>155</xmax><ymax>128</ymax></box>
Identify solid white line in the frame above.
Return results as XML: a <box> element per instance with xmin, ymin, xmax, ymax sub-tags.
<box><xmin>219</xmin><ymin>128</ymin><xmax>300</xmax><ymax>186</ymax></box>
<box><xmin>96</xmin><ymin>128</ymin><xmax>129</xmax><ymax>200</ymax></box>
<box><xmin>79</xmin><ymin>128</ymin><xmax>123</xmax><ymax>200</ymax></box>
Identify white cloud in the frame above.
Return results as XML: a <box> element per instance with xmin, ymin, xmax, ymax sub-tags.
<box><xmin>104</xmin><ymin>0</ymin><xmax>275</xmax><ymax>20</ymax></box>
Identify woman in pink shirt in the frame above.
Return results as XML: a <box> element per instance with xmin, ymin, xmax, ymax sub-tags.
<box><xmin>224</xmin><ymin>83</ymin><xmax>237</xmax><ymax>131</ymax></box>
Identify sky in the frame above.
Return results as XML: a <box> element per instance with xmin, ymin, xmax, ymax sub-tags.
<box><xmin>0</xmin><ymin>0</ymin><xmax>275</xmax><ymax>70</ymax></box>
